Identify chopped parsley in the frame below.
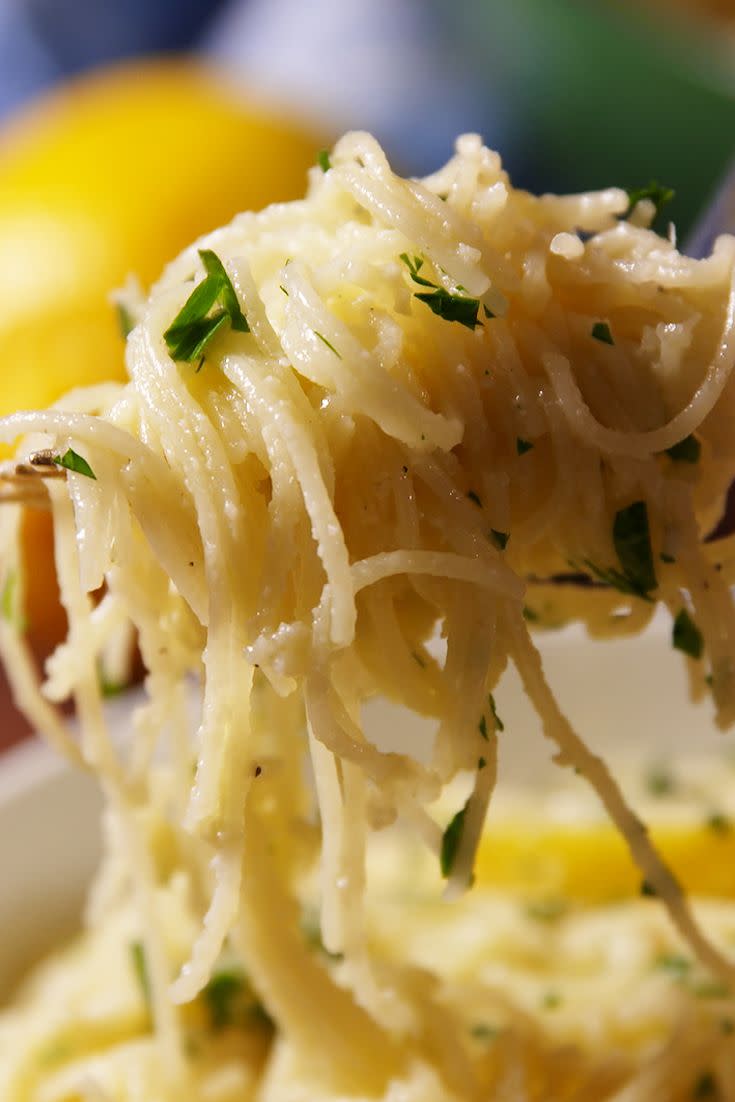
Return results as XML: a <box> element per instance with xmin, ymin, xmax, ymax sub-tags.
<box><xmin>467</xmin><ymin>490</ymin><xmax>482</xmax><ymax>507</ymax></box>
<box><xmin>99</xmin><ymin>672</ymin><xmax>126</xmax><ymax>698</ymax></box>
<box><xmin>483</xmin><ymin>304</ymin><xmax>495</xmax><ymax>319</ymax></box>
<box><xmin>580</xmin><ymin>502</ymin><xmax>657</xmax><ymax>599</ymax></box>
<box><xmin>478</xmin><ymin>756</ymin><xmax>487</xmax><ymax>770</ymax></box>
<box><xmin>164</xmin><ymin>249</ymin><xmax>249</xmax><ymax>367</ymax></box>
<box><xmin>53</xmin><ymin>448</ymin><xmax>96</xmax><ymax>480</ymax></box>
<box><xmin>201</xmin><ymin>967</ymin><xmax>273</xmax><ymax>1031</ymax></box>
<box><xmin>525</xmin><ymin>898</ymin><xmax>567</xmax><ymax>923</ymax></box>
<box><xmin>522</xmin><ymin>605</ymin><xmax>539</xmax><ymax>622</ymax></box>
<box><xmin>400</xmin><ymin>252</ymin><xmax>481</xmax><ymax>330</ymax></box>
<box><xmin>656</xmin><ymin>952</ymin><xmax>691</xmax><ymax>978</ymax></box>
<box><xmin>314</xmin><ymin>331</ymin><xmax>341</xmax><ymax>358</ymax></box>
<box><xmin>692</xmin><ymin>979</ymin><xmax>730</xmax><ymax>999</ymax></box>
<box><xmin>672</xmin><ymin>608</ymin><xmax>703</xmax><ymax>660</ymax></box>
<box><xmin>479</xmin><ymin>695</ymin><xmax>504</xmax><ymax>739</ymax></box>
<box><xmin>203</xmin><ymin>969</ymin><xmax>247</xmax><ymax>1030</ymax></box>
<box><xmin>591</xmin><ymin>321</ymin><xmax>614</xmax><ymax>345</ymax></box>
<box><xmin>470</xmin><ymin>1022</ymin><xmax>501</xmax><ymax>1041</ymax></box>
<box><xmin>655</xmin><ymin>954</ymin><xmax>730</xmax><ymax>1000</ymax></box>
<box><xmin>660</xmin><ymin>551</ymin><xmax>676</xmax><ymax>564</ymax></box>
<box><xmin>692</xmin><ymin>1071</ymin><xmax>717</xmax><ymax>1099</ymax></box>
<box><xmin>641</xmin><ymin>879</ymin><xmax>657</xmax><ymax>897</ymax></box>
<box><xmin>541</xmin><ymin>990</ymin><xmax>562</xmax><ymax>1010</ymax></box>
<box><xmin>440</xmin><ymin>801</ymin><xmax>469</xmax><ymax>878</ymax></box>
<box><xmin>626</xmin><ymin>181</ymin><xmax>675</xmax><ymax>220</ymax></box>
<box><xmin>116</xmin><ymin>302</ymin><xmax>135</xmax><ymax>338</ymax></box>
<box><xmin>516</xmin><ymin>437</ymin><xmax>533</xmax><ymax>455</ymax></box>
<box><xmin>613</xmin><ymin>501</ymin><xmax>657</xmax><ymax>597</ymax></box>
<box><xmin>645</xmin><ymin>767</ymin><xmax>675</xmax><ymax>797</ymax></box>
<box><xmin>301</xmin><ymin>911</ymin><xmax>344</xmax><ymax>962</ymax></box>
<box><xmin>399</xmin><ymin>253</ymin><xmax>435</xmax><ymax>287</ymax></box>
<box><xmin>706</xmin><ymin>812</ymin><xmax>731</xmax><ymax>835</ymax></box>
<box><xmin>665</xmin><ymin>434</ymin><xmax>701</xmax><ymax>464</ymax></box>
<box><xmin>490</xmin><ymin>529</ymin><xmax>509</xmax><ymax>551</ymax></box>
<box><xmin>316</xmin><ymin>149</ymin><xmax>331</xmax><ymax>172</ymax></box>
<box><xmin>130</xmin><ymin>941</ymin><xmax>151</xmax><ymax>1009</ymax></box>
<box><xmin>414</xmin><ymin>288</ymin><xmax>481</xmax><ymax>328</ymax></box>
<box><xmin>488</xmin><ymin>693</ymin><xmax>504</xmax><ymax>733</ymax></box>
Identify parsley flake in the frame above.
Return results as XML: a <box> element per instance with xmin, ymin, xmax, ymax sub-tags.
<box><xmin>516</xmin><ymin>437</ymin><xmax>533</xmax><ymax>455</ymax></box>
<box><xmin>440</xmin><ymin>801</ymin><xmax>469</xmax><ymax>878</ymax></box>
<box><xmin>130</xmin><ymin>942</ymin><xmax>151</xmax><ymax>1009</ymax></box>
<box><xmin>478</xmin><ymin>756</ymin><xmax>487</xmax><ymax>770</ymax></box>
<box><xmin>641</xmin><ymin>879</ymin><xmax>657</xmax><ymax>897</ymax></box>
<box><xmin>415</xmin><ymin>288</ymin><xmax>481</xmax><ymax>329</ymax></box>
<box><xmin>470</xmin><ymin>1022</ymin><xmax>500</xmax><ymax>1041</ymax></box>
<box><xmin>656</xmin><ymin>953</ymin><xmax>691</xmax><ymax>978</ymax></box>
<box><xmin>692</xmin><ymin>1071</ymin><xmax>717</xmax><ymax>1099</ymax></box>
<box><xmin>116</xmin><ymin>302</ymin><xmax>135</xmax><ymax>338</ymax></box>
<box><xmin>314</xmin><ymin>331</ymin><xmax>342</xmax><ymax>358</ymax></box>
<box><xmin>204</xmin><ymin>969</ymin><xmax>246</xmax><ymax>1030</ymax></box>
<box><xmin>692</xmin><ymin>980</ymin><xmax>730</xmax><ymax>1000</ymax></box>
<box><xmin>646</xmin><ymin>767</ymin><xmax>675</xmax><ymax>797</ymax></box>
<box><xmin>489</xmin><ymin>693</ymin><xmax>504</xmax><ymax>733</ymax></box>
<box><xmin>400</xmin><ymin>252</ymin><xmax>481</xmax><ymax>329</ymax></box>
<box><xmin>164</xmin><ymin>249</ymin><xmax>249</xmax><ymax>367</ymax></box>
<box><xmin>665</xmin><ymin>434</ymin><xmax>701</xmax><ymax>464</ymax></box>
<box><xmin>490</xmin><ymin>529</ymin><xmax>509</xmax><ymax>551</ymax></box>
<box><xmin>672</xmin><ymin>609</ymin><xmax>703</xmax><ymax>660</ymax></box>
<box><xmin>591</xmin><ymin>321</ymin><xmax>614</xmax><ymax>345</ymax></box>
<box><xmin>316</xmin><ymin>149</ymin><xmax>331</xmax><ymax>172</ymax></box>
<box><xmin>99</xmin><ymin>672</ymin><xmax>126</xmax><ymax>698</ymax></box>
<box><xmin>613</xmin><ymin>501</ymin><xmax>657</xmax><ymax>597</ymax></box>
<box><xmin>467</xmin><ymin>490</ymin><xmax>482</xmax><ymax>507</ymax></box>
<box><xmin>53</xmin><ymin>448</ymin><xmax>96</xmax><ymax>480</ymax></box>
<box><xmin>201</xmin><ymin>968</ymin><xmax>273</xmax><ymax>1031</ymax></box>
<box><xmin>399</xmin><ymin>253</ymin><xmax>434</xmax><ymax>287</ymax></box>
<box><xmin>478</xmin><ymin>715</ymin><xmax>488</xmax><ymax>740</ymax></box>
<box><xmin>706</xmin><ymin>812</ymin><xmax>731</xmax><ymax>835</ymax></box>
<box><xmin>525</xmin><ymin>898</ymin><xmax>567</xmax><ymax>923</ymax></box>
<box><xmin>626</xmin><ymin>181</ymin><xmax>675</xmax><ymax>219</ymax></box>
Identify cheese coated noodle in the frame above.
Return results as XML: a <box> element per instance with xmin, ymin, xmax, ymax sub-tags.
<box><xmin>3</xmin><ymin>132</ymin><xmax>735</xmax><ymax>1099</ymax></box>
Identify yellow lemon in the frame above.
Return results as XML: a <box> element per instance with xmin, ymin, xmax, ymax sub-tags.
<box><xmin>476</xmin><ymin>819</ymin><xmax>735</xmax><ymax>903</ymax></box>
<box><xmin>0</xmin><ymin>56</ymin><xmax>325</xmax><ymax>417</ymax></box>
<box><xmin>0</xmin><ymin>58</ymin><xmax>325</xmax><ymax>656</ymax></box>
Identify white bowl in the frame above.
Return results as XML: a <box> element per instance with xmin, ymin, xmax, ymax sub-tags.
<box><xmin>0</xmin><ymin>737</ymin><xmax>102</xmax><ymax>996</ymax></box>
<box><xmin>0</xmin><ymin>613</ymin><xmax>728</xmax><ymax>997</ymax></box>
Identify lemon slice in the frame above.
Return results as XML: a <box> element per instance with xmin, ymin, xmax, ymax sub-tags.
<box><xmin>476</xmin><ymin>818</ymin><xmax>735</xmax><ymax>902</ymax></box>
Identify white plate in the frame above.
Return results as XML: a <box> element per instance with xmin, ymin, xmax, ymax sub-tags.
<box><xmin>0</xmin><ymin>613</ymin><xmax>729</xmax><ymax>997</ymax></box>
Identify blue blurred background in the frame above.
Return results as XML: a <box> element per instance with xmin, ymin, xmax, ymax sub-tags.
<box><xmin>2</xmin><ymin>0</ymin><xmax>735</xmax><ymax>234</ymax></box>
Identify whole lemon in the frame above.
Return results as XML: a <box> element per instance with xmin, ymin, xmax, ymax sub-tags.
<box><xmin>0</xmin><ymin>57</ymin><xmax>325</xmax><ymax>416</ymax></box>
<box><xmin>0</xmin><ymin>58</ymin><xmax>325</xmax><ymax>667</ymax></box>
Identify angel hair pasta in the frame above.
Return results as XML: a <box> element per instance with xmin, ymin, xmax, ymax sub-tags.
<box><xmin>3</xmin><ymin>132</ymin><xmax>735</xmax><ymax>1100</ymax></box>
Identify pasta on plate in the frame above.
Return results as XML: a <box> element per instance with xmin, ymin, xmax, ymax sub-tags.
<box><xmin>2</xmin><ymin>132</ymin><xmax>735</xmax><ymax>1099</ymax></box>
